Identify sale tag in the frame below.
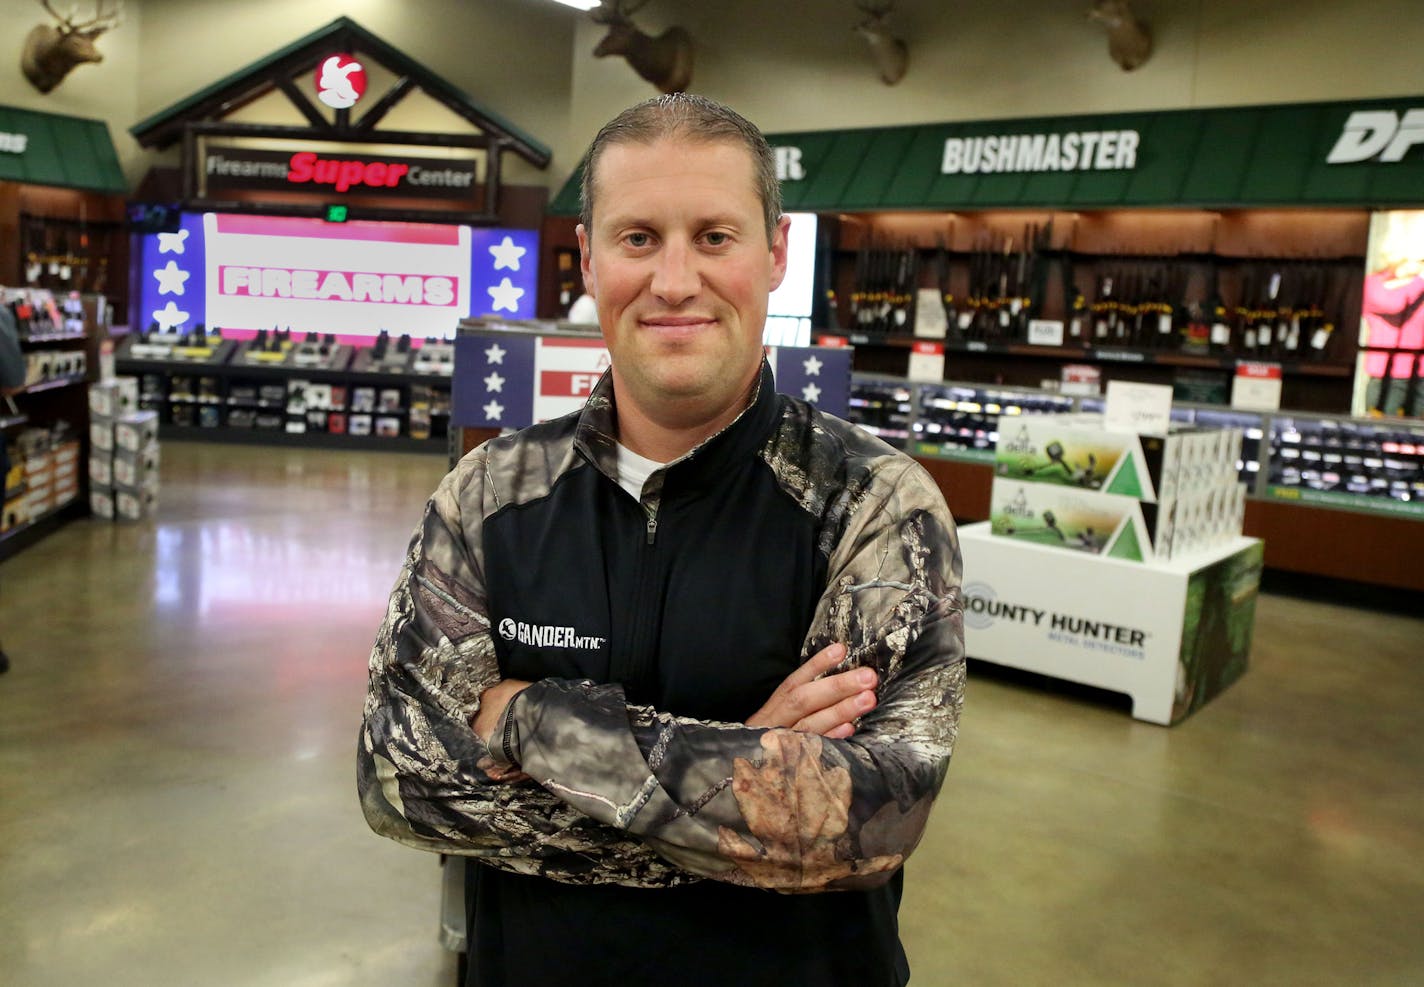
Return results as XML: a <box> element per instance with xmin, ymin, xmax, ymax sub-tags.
<box><xmin>1104</xmin><ymin>379</ymin><xmax>1173</xmax><ymax>435</ymax></box>
<box><xmin>1027</xmin><ymin>319</ymin><xmax>1065</xmax><ymax>346</ymax></box>
<box><xmin>1231</xmin><ymin>361</ymin><xmax>1283</xmax><ymax>411</ymax></box>
<box><xmin>907</xmin><ymin>340</ymin><xmax>945</xmax><ymax>383</ymax></box>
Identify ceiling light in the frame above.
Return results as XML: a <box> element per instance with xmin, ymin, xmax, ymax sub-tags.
<box><xmin>546</xmin><ymin>0</ymin><xmax>602</xmax><ymax>10</ymax></box>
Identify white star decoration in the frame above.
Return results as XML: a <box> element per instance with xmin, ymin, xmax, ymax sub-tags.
<box><xmin>153</xmin><ymin>260</ymin><xmax>190</xmax><ymax>296</ymax></box>
<box><xmin>801</xmin><ymin>382</ymin><xmax>822</xmax><ymax>403</ymax></box>
<box><xmin>483</xmin><ymin>399</ymin><xmax>505</xmax><ymax>421</ymax></box>
<box><xmin>483</xmin><ymin>371</ymin><xmax>506</xmax><ymax>393</ymax></box>
<box><xmin>484</xmin><ymin>342</ymin><xmax>506</xmax><ymax>365</ymax></box>
<box><xmin>489</xmin><ymin>235</ymin><xmax>527</xmax><ymax>272</ymax></box>
<box><xmin>802</xmin><ymin>355</ymin><xmax>823</xmax><ymax>376</ymax></box>
<box><xmin>487</xmin><ymin>278</ymin><xmax>525</xmax><ymax>313</ymax></box>
<box><xmin>157</xmin><ymin>229</ymin><xmax>190</xmax><ymax>255</ymax></box>
<box><xmin>152</xmin><ymin>301</ymin><xmax>190</xmax><ymax>332</ymax></box>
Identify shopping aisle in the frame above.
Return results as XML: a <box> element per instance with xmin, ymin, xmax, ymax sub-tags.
<box><xmin>1</xmin><ymin>441</ymin><xmax>1421</xmax><ymax>986</ymax></box>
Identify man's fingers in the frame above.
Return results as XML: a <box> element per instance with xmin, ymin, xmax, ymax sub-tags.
<box><xmin>795</xmin><ymin>688</ymin><xmax>877</xmax><ymax>737</ymax></box>
<box><xmin>782</xmin><ymin>642</ymin><xmax>847</xmax><ymax>693</ymax></box>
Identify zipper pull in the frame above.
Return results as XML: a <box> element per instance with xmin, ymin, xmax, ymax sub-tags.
<box><xmin>646</xmin><ymin>512</ymin><xmax>658</xmax><ymax>545</ymax></box>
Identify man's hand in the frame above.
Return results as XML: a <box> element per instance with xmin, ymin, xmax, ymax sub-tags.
<box><xmin>746</xmin><ymin>642</ymin><xmax>877</xmax><ymax>739</ymax></box>
<box><xmin>473</xmin><ymin>678</ymin><xmax>532</xmax><ymax>783</ymax></box>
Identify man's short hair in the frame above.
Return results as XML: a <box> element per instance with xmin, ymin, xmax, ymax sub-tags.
<box><xmin>579</xmin><ymin>93</ymin><xmax>782</xmax><ymax>246</ymax></box>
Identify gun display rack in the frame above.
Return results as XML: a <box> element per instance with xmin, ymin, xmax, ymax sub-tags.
<box><xmin>815</xmin><ymin>208</ymin><xmax>1370</xmax><ymax>415</ymax></box>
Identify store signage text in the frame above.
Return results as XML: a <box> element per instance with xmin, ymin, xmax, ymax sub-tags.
<box><xmin>964</xmin><ymin>585</ymin><xmax>1148</xmax><ymax>649</ymax></box>
<box><xmin>774</xmin><ymin>145</ymin><xmax>805</xmax><ymax>181</ymax></box>
<box><xmin>1325</xmin><ymin>109</ymin><xmax>1424</xmax><ymax>164</ymax></box>
<box><xmin>941</xmin><ymin>129</ymin><xmax>1140</xmax><ymax>175</ymax></box>
<box><xmin>218</xmin><ymin>265</ymin><xmax>458</xmax><ymax>306</ymax></box>
<box><xmin>203</xmin><ymin>146</ymin><xmax>478</xmax><ymax>199</ymax></box>
<box><xmin>0</xmin><ymin>131</ymin><xmax>28</xmax><ymax>154</ymax></box>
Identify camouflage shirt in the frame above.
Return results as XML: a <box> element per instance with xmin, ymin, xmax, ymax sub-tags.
<box><xmin>359</xmin><ymin>362</ymin><xmax>965</xmax><ymax>894</ymax></box>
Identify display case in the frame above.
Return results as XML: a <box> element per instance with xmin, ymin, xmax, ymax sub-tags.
<box><xmin>114</xmin><ymin>330</ymin><xmax>452</xmax><ymax>452</ymax></box>
<box><xmin>846</xmin><ymin>374</ymin><xmax>1424</xmax><ymax>590</ymax></box>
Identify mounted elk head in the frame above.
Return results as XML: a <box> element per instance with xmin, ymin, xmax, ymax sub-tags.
<box><xmin>1088</xmin><ymin>0</ymin><xmax>1152</xmax><ymax>72</ymax></box>
<box><xmin>20</xmin><ymin>0</ymin><xmax>122</xmax><ymax>94</ymax></box>
<box><xmin>589</xmin><ymin>0</ymin><xmax>694</xmax><ymax>94</ymax></box>
<box><xmin>855</xmin><ymin>1</ymin><xmax>908</xmax><ymax>86</ymax></box>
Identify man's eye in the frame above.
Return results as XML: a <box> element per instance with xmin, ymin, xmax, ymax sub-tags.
<box><xmin>704</xmin><ymin>232</ymin><xmax>729</xmax><ymax>246</ymax></box>
<box><xmin>625</xmin><ymin>232</ymin><xmax>651</xmax><ymax>248</ymax></box>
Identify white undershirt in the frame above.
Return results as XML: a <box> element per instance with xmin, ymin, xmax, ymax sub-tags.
<box><xmin>615</xmin><ymin>443</ymin><xmax>666</xmax><ymax>500</ymax></box>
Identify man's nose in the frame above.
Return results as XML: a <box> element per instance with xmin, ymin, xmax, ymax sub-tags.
<box><xmin>650</xmin><ymin>241</ymin><xmax>699</xmax><ymax>305</ymax></box>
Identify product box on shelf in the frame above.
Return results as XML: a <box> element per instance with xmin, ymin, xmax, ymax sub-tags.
<box><xmin>88</xmin><ymin>378</ymin><xmax>140</xmax><ymax>419</ymax></box>
<box><xmin>113</xmin><ymin>444</ymin><xmax>160</xmax><ymax>491</ymax></box>
<box><xmin>3</xmin><ymin>494</ymin><xmax>30</xmax><ymax>532</ymax></box>
<box><xmin>90</xmin><ymin>419</ymin><xmax>114</xmax><ymax>452</ymax></box>
<box><xmin>993</xmin><ymin>413</ymin><xmax>1243</xmax><ymax>504</ymax></box>
<box><xmin>990</xmin><ymin>477</ymin><xmax>1161</xmax><ymax>562</ymax></box>
<box><xmin>115</xmin><ymin>485</ymin><xmax>158</xmax><ymax>521</ymax></box>
<box><xmin>89</xmin><ymin>452</ymin><xmax>113</xmax><ymax>488</ymax></box>
<box><xmin>114</xmin><ymin>411</ymin><xmax>159</xmax><ymax>453</ymax></box>
<box><xmin>90</xmin><ymin>486</ymin><xmax>116</xmax><ymax>520</ymax></box>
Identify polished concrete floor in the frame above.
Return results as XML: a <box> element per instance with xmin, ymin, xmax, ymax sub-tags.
<box><xmin>1</xmin><ymin>441</ymin><xmax>1421</xmax><ymax>986</ymax></box>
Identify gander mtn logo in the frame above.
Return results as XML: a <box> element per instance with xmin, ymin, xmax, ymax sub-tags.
<box><xmin>1327</xmin><ymin>110</ymin><xmax>1424</xmax><ymax>164</ymax></box>
<box><xmin>498</xmin><ymin>618</ymin><xmax>606</xmax><ymax>650</ymax></box>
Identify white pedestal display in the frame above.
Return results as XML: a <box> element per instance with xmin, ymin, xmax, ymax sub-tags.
<box><xmin>958</xmin><ymin>522</ymin><xmax>1264</xmax><ymax>725</ymax></box>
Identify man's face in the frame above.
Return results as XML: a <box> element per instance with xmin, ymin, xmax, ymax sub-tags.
<box><xmin>578</xmin><ymin>138</ymin><xmax>790</xmax><ymax>429</ymax></box>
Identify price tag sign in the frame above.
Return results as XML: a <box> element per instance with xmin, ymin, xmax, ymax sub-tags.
<box><xmin>913</xmin><ymin>288</ymin><xmax>948</xmax><ymax>339</ymax></box>
<box><xmin>1060</xmin><ymin>363</ymin><xmax>1101</xmax><ymax>396</ymax></box>
<box><xmin>1027</xmin><ymin>319</ymin><xmax>1065</xmax><ymax>346</ymax></box>
<box><xmin>1104</xmin><ymin>379</ymin><xmax>1174</xmax><ymax>435</ymax></box>
<box><xmin>907</xmin><ymin>340</ymin><xmax>945</xmax><ymax>383</ymax></box>
<box><xmin>815</xmin><ymin>334</ymin><xmax>850</xmax><ymax>348</ymax></box>
<box><xmin>1231</xmin><ymin>360</ymin><xmax>1283</xmax><ymax>411</ymax></box>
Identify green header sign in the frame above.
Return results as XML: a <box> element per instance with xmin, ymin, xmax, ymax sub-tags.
<box><xmin>0</xmin><ymin>103</ymin><xmax>125</xmax><ymax>194</ymax></box>
<box><xmin>550</xmin><ymin>95</ymin><xmax>1424</xmax><ymax>215</ymax></box>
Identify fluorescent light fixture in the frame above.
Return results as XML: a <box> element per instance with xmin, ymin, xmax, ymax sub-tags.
<box><xmin>547</xmin><ymin>0</ymin><xmax>602</xmax><ymax>9</ymax></box>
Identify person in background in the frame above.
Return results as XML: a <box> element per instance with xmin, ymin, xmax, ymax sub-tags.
<box><xmin>359</xmin><ymin>93</ymin><xmax>965</xmax><ymax>986</ymax></box>
<box><xmin>0</xmin><ymin>304</ymin><xmax>26</xmax><ymax>675</ymax></box>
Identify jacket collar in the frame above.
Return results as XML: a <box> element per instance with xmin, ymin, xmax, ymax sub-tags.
<box><xmin>574</xmin><ymin>359</ymin><xmax>779</xmax><ymax>498</ymax></box>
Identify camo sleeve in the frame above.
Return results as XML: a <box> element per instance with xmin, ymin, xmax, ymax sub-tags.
<box><xmin>495</xmin><ymin>452</ymin><xmax>966</xmax><ymax>892</ymax></box>
<box><xmin>357</xmin><ymin>446</ymin><xmax>697</xmax><ymax>888</ymax></box>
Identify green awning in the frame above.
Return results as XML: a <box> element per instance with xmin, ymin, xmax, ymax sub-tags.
<box><xmin>0</xmin><ymin>104</ymin><xmax>125</xmax><ymax>193</ymax></box>
<box><xmin>550</xmin><ymin>95</ymin><xmax>1424</xmax><ymax>214</ymax></box>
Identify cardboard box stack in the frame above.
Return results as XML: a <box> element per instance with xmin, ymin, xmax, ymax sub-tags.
<box><xmin>89</xmin><ymin>379</ymin><xmax>159</xmax><ymax>521</ymax></box>
<box><xmin>990</xmin><ymin>413</ymin><xmax>1246</xmax><ymax>563</ymax></box>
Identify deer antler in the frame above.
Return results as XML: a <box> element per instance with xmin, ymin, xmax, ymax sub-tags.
<box><xmin>71</xmin><ymin>0</ymin><xmax>122</xmax><ymax>33</ymax></box>
<box><xmin>38</xmin><ymin>0</ymin><xmax>72</xmax><ymax>27</ymax></box>
<box><xmin>590</xmin><ymin>0</ymin><xmax>649</xmax><ymax>24</ymax></box>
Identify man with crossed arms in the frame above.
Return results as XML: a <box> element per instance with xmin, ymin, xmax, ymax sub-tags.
<box><xmin>360</xmin><ymin>93</ymin><xmax>965</xmax><ymax>986</ymax></box>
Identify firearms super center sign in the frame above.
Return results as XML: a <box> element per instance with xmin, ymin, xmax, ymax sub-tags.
<box><xmin>203</xmin><ymin>145</ymin><xmax>479</xmax><ymax>199</ymax></box>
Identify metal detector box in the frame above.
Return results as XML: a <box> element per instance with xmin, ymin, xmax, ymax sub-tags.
<box><xmin>990</xmin><ymin>477</ymin><xmax>1162</xmax><ymax>563</ymax></box>
<box><xmin>994</xmin><ymin>414</ymin><xmax>1242</xmax><ymax>504</ymax></box>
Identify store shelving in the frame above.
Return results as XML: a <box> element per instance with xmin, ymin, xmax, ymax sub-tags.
<box><xmin>846</xmin><ymin>374</ymin><xmax>1424</xmax><ymax>591</ymax></box>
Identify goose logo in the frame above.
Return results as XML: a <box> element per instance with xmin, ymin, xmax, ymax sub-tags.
<box><xmin>498</xmin><ymin>618</ymin><xmax>517</xmax><ymax>640</ymax></box>
<box><xmin>315</xmin><ymin>54</ymin><xmax>366</xmax><ymax>110</ymax></box>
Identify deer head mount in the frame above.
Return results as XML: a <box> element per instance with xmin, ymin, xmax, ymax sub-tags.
<box><xmin>20</xmin><ymin>0</ymin><xmax>121</xmax><ymax>94</ymax></box>
<box><xmin>855</xmin><ymin>1</ymin><xmax>908</xmax><ymax>86</ymax></box>
<box><xmin>1088</xmin><ymin>0</ymin><xmax>1152</xmax><ymax>72</ymax></box>
<box><xmin>589</xmin><ymin>0</ymin><xmax>693</xmax><ymax>94</ymax></box>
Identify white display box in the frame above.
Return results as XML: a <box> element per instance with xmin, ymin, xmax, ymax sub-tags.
<box><xmin>113</xmin><ymin>445</ymin><xmax>160</xmax><ymax>491</ymax></box>
<box><xmin>115</xmin><ymin>486</ymin><xmax>158</xmax><ymax>521</ymax></box>
<box><xmin>960</xmin><ymin>522</ymin><xmax>1263</xmax><ymax>725</ymax></box>
<box><xmin>89</xmin><ymin>454</ymin><xmax>113</xmax><ymax>487</ymax></box>
<box><xmin>88</xmin><ymin>378</ymin><xmax>140</xmax><ymax>419</ymax></box>
<box><xmin>90</xmin><ymin>487</ymin><xmax>115</xmax><ymax>520</ymax></box>
<box><xmin>114</xmin><ymin>411</ymin><xmax>159</xmax><ymax>453</ymax></box>
<box><xmin>90</xmin><ymin>421</ymin><xmax>114</xmax><ymax>452</ymax></box>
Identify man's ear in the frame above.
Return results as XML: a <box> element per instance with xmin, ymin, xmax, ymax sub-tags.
<box><xmin>767</xmin><ymin>214</ymin><xmax>792</xmax><ymax>293</ymax></box>
<box><xmin>577</xmin><ymin>224</ymin><xmax>595</xmax><ymax>298</ymax></box>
